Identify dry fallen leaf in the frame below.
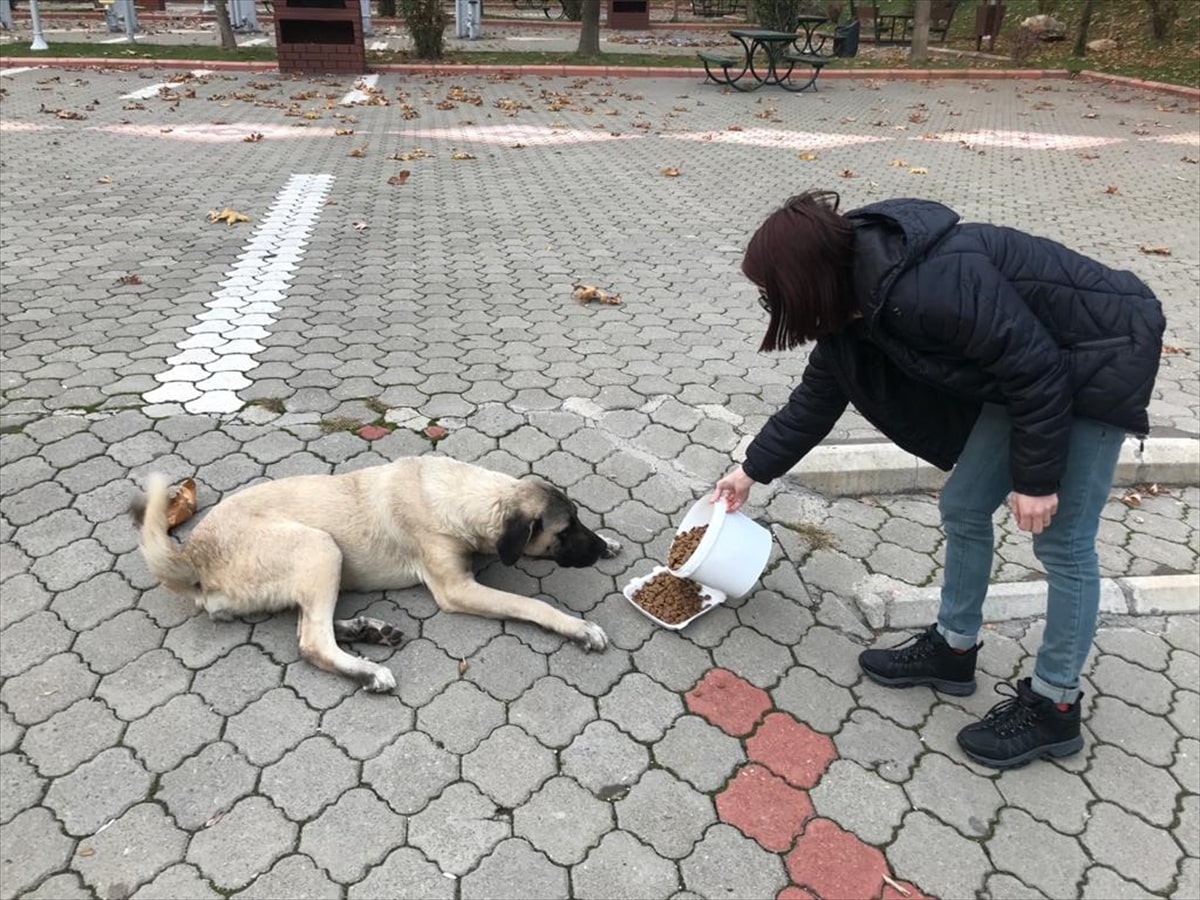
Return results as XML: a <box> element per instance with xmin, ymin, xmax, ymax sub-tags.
<box><xmin>450</xmin><ymin>151</ymin><xmax>477</xmax><ymax>160</ymax></box>
<box><xmin>840</xmin><ymin>168</ymin><xmax>857</xmax><ymax>178</ymax></box>
<box><xmin>1121</xmin><ymin>490</ymin><xmax>1142</xmax><ymax>507</ymax></box>
<box><xmin>334</xmin><ymin>127</ymin><xmax>354</xmax><ymax>136</ymax></box>
<box><xmin>167</xmin><ymin>478</ymin><xmax>198</xmax><ymax>529</ymax></box>
<box><xmin>116</xmin><ymin>273</ymin><xmax>142</xmax><ymax>285</ymax></box>
<box><xmin>78</xmin><ymin>848</ymin><xmax>95</xmax><ymax>858</ymax></box>
<box><xmin>798</xmin><ymin>151</ymin><xmax>818</xmax><ymax>160</ymax></box>
<box><xmin>353</xmin><ymin>221</ymin><xmax>369</xmax><ymax>232</ymax></box>
<box><xmin>1182</xmin><ymin>155</ymin><xmax>1198</xmax><ymax>164</ymax></box>
<box><xmin>1163</xmin><ymin>344</ymin><xmax>1191</xmax><ymax>355</ymax></box>
<box><xmin>888</xmin><ymin>158</ymin><xmax>907</xmax><ymax>167</ymax></box>
<box><xmin>1105</xmin><ymin>185</ymin><xmax>1119</xmax><ymax>194</ymax></box>
<box><xmin>661</xmin><ymin>166</ymin><xmax>681</xmax><ymax>177</ymax></box>
<box><xmin>908</xmin><ymin>167</ymin><xmax>929</xmax><ymax>175</ymax></box>
<box><xmin>572</xmin><ymin>283</ymin><xmax>622</xmax><ymax>306</ymax></box>
<box><xmin>348</xmin><ymin>144</ymin><xmax>368</xmax><ymax>158</ymax></box>
<box><xmin>207</xmin><ymin>207</ymin><xmax>250</xmax><ymax>226</ymax></box>
<box><xmin>881</xmin><ymin>874</ymin><xmax>910</xmax><ymax>897</ymax></box>
<box><xmin>458</xmin><ymin>658</ymin><xmax>468</xmax><ymax>676</ymax></box>
<box><xmin>97</xmin><ymin>175</ymin><xmax>113</xmax><ymax>184</ymax></box>
<box><xmin>387</xmin><ymin>170</ymin><xmax>411</xmax><ymax>186</ymax></box>
<box><xmin>243</xmin><ymin>132</ymin><xmax>263</xmax><ymax>143</ymax></box>
<box><xmin>1138</xmin><ymin>244</ymin><xmax>1171</xmax><ymax>256</ymax></box>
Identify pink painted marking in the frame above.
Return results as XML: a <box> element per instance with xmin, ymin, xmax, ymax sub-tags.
<box><xmin>392</xmin><ymin>125</ymin><xmax>642</xmax><ymax>145</ymax></box>
<box><xmin>0</xmin><ymin>121</ymin><xmax>57</xmax><ymax>132</ymax></box>
<box><xmin>91</xmin><ymin>122</ymin><xmax>312</xmax><ymax>142</ymax></box>
<box><xmin>921</xmin><ymin>129</ymin><xmax>1123</xmax><ymax>150</ymax></box>
<box><xmin>665</xmin><ymin>128</ymin><xmax>889</xmax><ymax>149</ymax></box>
<box><xmin>1139</xmin><ymin>132</ymin><xmax>1200</xmax><ymax>145</ymax></box>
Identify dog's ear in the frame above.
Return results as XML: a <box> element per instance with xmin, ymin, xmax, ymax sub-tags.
<box><xmin>497</xmin><ymin>512</ymin><xmax>534</xmax><ymax>566</ymax></box>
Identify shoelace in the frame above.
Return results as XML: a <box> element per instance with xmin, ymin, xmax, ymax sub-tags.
<box><xmin>981</xmin><ymin>682</ymin><xmax>1039</xmax><ymax>737</ymax></box>
<box><xmin>890</xmin><ymin>627</ymin><xmax>937</xmax><ymax>661</ymax></box>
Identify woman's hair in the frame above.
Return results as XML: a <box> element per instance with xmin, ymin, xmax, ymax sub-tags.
<box><xmin>742</xmin><ymin>190</ymin><xmax>856</xmax><ymax>352</ymax></box>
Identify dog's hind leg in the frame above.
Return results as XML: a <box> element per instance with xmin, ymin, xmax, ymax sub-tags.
<box><xmin>290</xmin><ymin>531</ymin><xmax>397</xmax><ymax>693</ymax></box>
<box><xmin>333</xmin><ymin>616</ymin><xmax>405</xmax><ymax>647</ymax></box>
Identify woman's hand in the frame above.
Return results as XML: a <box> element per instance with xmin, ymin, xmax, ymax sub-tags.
<box><xmin>712</xmin><ymin>465</ymin><xmax>755</xmax><ymax>513</ymax></box>
<box><xmin>1009</xmin><ymin>492</ymin><xmax>1059</xmax><ymax>534</ymax></box>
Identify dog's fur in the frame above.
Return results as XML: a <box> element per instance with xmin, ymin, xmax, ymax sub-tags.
<box><xmin>132</xmin><ymin>456</ymin><xmax>621</xmax><ymax>692</ymax></box>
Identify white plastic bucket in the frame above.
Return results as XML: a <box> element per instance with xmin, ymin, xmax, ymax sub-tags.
<box><xmin>667</xmin><ymin>498</ymin><xmax>773</xmax><ymax>599</ymax></box>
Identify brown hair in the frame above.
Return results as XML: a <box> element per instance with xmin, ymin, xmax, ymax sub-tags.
<box><xmin>742</xmin><ymin>190</ymin><xmax>856</xmax><ymax>352</ymax></box>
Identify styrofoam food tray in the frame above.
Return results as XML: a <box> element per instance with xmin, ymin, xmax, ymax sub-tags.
<box><xmin>622</xmin><ymin>566</ymin><xmax>727</xmax><ymax>631</ymax></box>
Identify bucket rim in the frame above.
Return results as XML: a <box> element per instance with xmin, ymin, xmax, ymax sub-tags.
<box><xmin>668</xmin><ymin>498</ymin><xmax>726</xmax><ymax>580</ymax></box>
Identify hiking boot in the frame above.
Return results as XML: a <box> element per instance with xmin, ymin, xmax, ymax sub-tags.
<box><xmin>858</xmin><ymin>624</ymin><xmax>977</xmax><ymax>696</ymax></box>
<box><xmin>957</xmin><ymin>678</ymin><xmax>1084</xmax><ymax>769</ymax></box>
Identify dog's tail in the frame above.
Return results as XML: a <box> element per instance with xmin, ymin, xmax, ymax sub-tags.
<box><xmin>130</xmin><ymin>474</ymin><xmax>201</xmax><ymax>597</ymax></box>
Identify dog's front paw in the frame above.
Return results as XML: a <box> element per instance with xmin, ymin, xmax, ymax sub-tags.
<box><xmin>601</xmin><ymin>536</ymin><xmax>622</xmax><ymax>559</ymax></box>
<box><xmin>574</xmin><ymin>620</ymin><xmax>609</xmax><ymax>652</ymax></box>
<box><xmin>363</xmin><ymin>666</ymin><xmax>397</xmax><ymax>693</ymax></box>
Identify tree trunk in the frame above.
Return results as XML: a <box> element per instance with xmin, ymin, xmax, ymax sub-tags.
<box><xmin>672</xmin><ymin>0</ymin><xmax>681</xmax><ymax>24</ymax></box>
<box><xmin>1072</xmin><ymin>0</ymin><xmax>1095</xmax><ymax>57</ymax></box>
<box><xmin>908</xmin><ymin>0</ymin><xmax>930</xmax><ymax>62</ymax></box>
<box><xmin>213</xmin><ymin>0</ymin><xmax>238</xmax><ymax>50</ymax></box>
<box><xmin>1144</xmin><ymin>0</ymin><xmax>1180</xmax><ymax>43</ymax></box>
<box><xmin>379</xmin><ymin>0</ymin><xmax>397</xmax><ymax>16</ymax></box>
<box><xmin>577</xmin><ymin>0</ymin><xmax>601</xmax><ymax>56</ymax></box>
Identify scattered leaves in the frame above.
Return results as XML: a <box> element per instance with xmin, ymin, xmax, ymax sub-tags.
<box><xmin>1138</xmin><ymin>244</ymin><xmax>1171</xmax><ymax>256</ymax></box>
<box><xmin>888</xmin><ymin>158</ymin><xmax>907</xmax><ymax>167</ymax></box>
<box><xmin>39</xmin><ymin>104</ymin><xmax>86</xmax><ymax>120</ymax></box>
<box><xmin>353</xmin><ymin>221</ymin><xmax>369</xmax><ymax>232</ymax></box>
<box><xmin>207</xmin><ymin>207</ymin><xmax>250</xmax><ymax>226</ymax></box>
<box><xmin>1105</xmin><ymin>185</ymin><xmax>1119</xmax><ymax>194</ymax></box>
<box><xmin>661</xmin><ymin>166</ymin><xmax>681</xmax><ymax>177</ymax></box>
<box><xmin>242</xmin><ymin>132</ymin><xmax>263</xmax><ymax>143</ymax></box>
<box><xmin>458</xmin><ymin>658</ymin><xmax>469</xmax><ymax>676</ymax></box>
<box><xmin>334</xmin><ymin>127</ymin><xmax>355</xmax><ymax>136</ymax></box>
<box><xmin>908</xmin><ymin>167</ymin><xmax>928</xmax><ymax>175</ymax></box>
<box><xmin>797</xmin><ymin>151</ymin><xmax>818</xmax><ymax>160</ymax></box>
<box><xmin>450</xmin><ymin>151</ymin><xmax>476</xmax><ymax>160</ymax></box>
<box><xmin>840</xmin><ymin>168</ymin><xmax>857</xmax><ymax>178</ymax></box>
<box><xmin>389</xmin><ymin>148</ymin><xmax>431</xmax><ymax>161</ymax></box>
<box><xmin>116</xmin><ymin>273</ymin><xmax>142</xmax><ymax>285</ymax></box>
<box><xmin>1182</xmin><ymin>156</ymin><xmax>1198</xmax><ymax>164</ymax></box>
<box><xmin>167</xmin><ymin>478</ymin><xmax>198</xmax><ymax>529</ymax></box>
<box><xmin>348</xmin><ymin>144</ymin><xmax>368</xmax><ymax>158</ymax></box>
<box><xmin>78</xmin><ymin>848</ymin><xmax>95</xmax><ymax>858</ymax></box>
<box><xmin>387</xmin><ymin>170</ymin><xmax>411</xmax><ymax>186</ymax></box>
<box><xmin>572</xmin><ymin>283</ymin><xmax>622</xmax><ymax>305</ymax></box>
<box><xmin>1163</xmin><ymin>344</ymin><xmax>1191</xmax><ymax>355</ymax></box>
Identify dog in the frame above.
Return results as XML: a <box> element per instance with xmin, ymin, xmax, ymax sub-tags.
<box><xmin>132</xmin><ymin>456</ymin><xmax>622</xmax><ymax>692</ymax></box>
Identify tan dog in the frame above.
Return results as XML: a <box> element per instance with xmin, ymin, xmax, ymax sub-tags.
<box><xmin>132</xmin><ymin>456</ymin><xmax>622</xmax><ymax>692</ymax></box>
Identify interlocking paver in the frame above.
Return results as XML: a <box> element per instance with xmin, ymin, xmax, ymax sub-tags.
<box><xmin>0</xmin><ymin>54</ymin><xmax>1197</xmax><ymax>900</ymax></box>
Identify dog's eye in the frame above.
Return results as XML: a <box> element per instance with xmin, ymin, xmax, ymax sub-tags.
<box><xmin>531</xmin><ymin>518</ymin><xmax>544</xmax><ymax>535</ymax></box>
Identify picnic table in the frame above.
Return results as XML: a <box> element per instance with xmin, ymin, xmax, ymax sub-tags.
<box><xmin>698</xmin><ymin>27</ymin><xmax>829</xmax><ymax>93</ymax></box>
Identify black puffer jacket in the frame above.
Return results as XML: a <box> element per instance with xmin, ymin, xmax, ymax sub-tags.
<box><xmin>742</xmin><ymin>199</ymin><xmax>1165</xmax><ymax>496</ymax></box>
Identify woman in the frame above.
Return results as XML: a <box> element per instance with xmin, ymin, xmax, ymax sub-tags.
<box><xmin>713</xmin><ymin>190</ymin><xmax>1164</xmax><ymax>769</ymax></box>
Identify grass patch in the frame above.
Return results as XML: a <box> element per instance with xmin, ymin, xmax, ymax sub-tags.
<box><xmin>319</xmin><ymin>416</ymin><xmax>364</xmax><ymax>435</ymax></box>
<box><xmin>781</xmin><ymin>520</ymin><xmax>838</xmax><ymax>551</ymax></box>
<box><xmin>363</xmin><ymin>397</ymin><xmax>390</xmax><ymax>419</ymax></box>
<box><xmin>0</xmin><ymin>41</ymin><xmax>277</xmax><ymax>63</ymax></box>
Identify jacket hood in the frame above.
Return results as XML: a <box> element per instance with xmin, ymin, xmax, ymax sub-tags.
<box><xmin>845</xmin><ymin>199</ymin><xmax>961</xmax><ymax>321</ymax></box>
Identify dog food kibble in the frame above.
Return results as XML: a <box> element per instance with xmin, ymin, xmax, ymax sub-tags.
<box><xmin>632</xmin><ymin>571</ymin><xmax>705</xmax><ymax>625</ymax></box>
<box><xmin>667</xmin><ymin>525</ymin><xmax>708</xmax><ymax>570</ymax></box>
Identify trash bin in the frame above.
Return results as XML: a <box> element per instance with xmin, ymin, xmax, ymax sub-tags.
<box><xmin>832</xmin><ymin>19</ymin><xmax>860</xmax><ymax>57</ymax></box>
<box><xmin>607</xmin><ymin>0</ymin><xmax>649</xmax><ymax>30</ymax></box>
<box><xmin>274</xmin><ymin>0</ymin><xmax>367</xmax><ymax>75</ymax></box>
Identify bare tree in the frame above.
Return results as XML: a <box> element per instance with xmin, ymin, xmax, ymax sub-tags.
<box><xmin>577</xmin><ymin>0</ymin><xmax>601</xmax><ymax>57</ymax></box>
<box><xmin>908</xmin><ymin>0</ymin><xmax>931</xmax><ymax>62</ymax></box>
<box><xmin>213</xmin><ymin>0</ymin><xmax>237</xmax><ymax>50</ymax></box>
<box><xmin>1072</xmin><ymin>0</ymin><xmax>1095</xmax><ymax>57</ymax></box>
<box><xmin>1144</xmin><ymin>0</ymin><xmax>1181</xmax><ymax>43</ymax></box>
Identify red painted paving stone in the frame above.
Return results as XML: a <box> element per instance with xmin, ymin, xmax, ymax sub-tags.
<box><xmin>716</xmin><ymin>763</ymin><xmax>815</xmax><ymax>853</ymax></box>
<box><xmin>787</xmin><ymin>817</ymin><xmax>894</xmax><ymax>900</ymax></box>
<box><xmin>747</xmin><ymin>711</ymin><xmax>838</xmax><ymax>790</ymax></box>
<box><xmin>685</xmin><ymin>667</ymin><xmax>772</xmax><ymax>736</ymax></box>
<box><xmin>357</xmin><ymin>424</ymin><xmax>391</xmax><ymax>440</ymax></box>
<box><xmin>777</xmin><ymin>886</ymin><xmax>817</xmax><ymax>900</ymax></box>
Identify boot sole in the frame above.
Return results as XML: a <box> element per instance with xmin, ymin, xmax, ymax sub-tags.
<box><xmin>861</xmin><ymin>669</ymin><xmax>976</xmax><ymax>696</ymax></box>
<box><xmin>958</xmin><ymin>735</ymin><xmax>1085</xmax><ymax>770</ymax></box>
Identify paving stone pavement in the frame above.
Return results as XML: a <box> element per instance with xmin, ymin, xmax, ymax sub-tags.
<box><xmin>1</xmin><ymin>59</ymin><xmax>1198</xmax><ymax>899</ymax></box>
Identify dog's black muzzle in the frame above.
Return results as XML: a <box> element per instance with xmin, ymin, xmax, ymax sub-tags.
<box><xmin>555</xmin><ymin>529</ymin><xmax>610</xmax><ymax>568</ymax></box>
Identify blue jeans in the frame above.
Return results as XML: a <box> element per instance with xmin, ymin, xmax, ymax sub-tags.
<box><xmin>936</xmin><ymin>404</ymin><xmax>1124</xmax><ymax>704</ymax></box>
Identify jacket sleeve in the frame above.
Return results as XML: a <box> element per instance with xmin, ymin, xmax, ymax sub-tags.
<box><xmin>742</xmin><ymin>341</ymin><xmax>849</xmax><ymax>484</ymax></box>
<box><xmin>917</xmin><ymin>253</ymin><xmax>1073</xmax><ymax>495</ymax></box>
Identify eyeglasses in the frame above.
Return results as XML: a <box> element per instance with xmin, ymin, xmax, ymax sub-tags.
<box><xmin>757</xmin><ymin>291</ymin><xmax>772</xmax><ymax>314</ymax></box>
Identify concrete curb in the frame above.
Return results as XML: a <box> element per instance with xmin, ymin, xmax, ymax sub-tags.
<box><xmin>787</xmin><ymin>437</ymin><xmax>1200</xmax><ymax>496</ymax></box>
<box><xmin>854</xmin><ymin>572</ymin><xmax>1200</xmax><ymax>630</ymax></box>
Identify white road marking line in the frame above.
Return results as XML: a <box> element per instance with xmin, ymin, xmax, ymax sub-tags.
<box><xmin>144</xmin><ymin>173</ymin><xmax>335</xmax><ymax>415</ymax></box>
<box><xmin>0</xmin><ymin>67</ymin><xmax>39</xmax><ymax>77</ymax></box>
<box><xmin>119</xmin><ymin>69</ymin><xmax>215</xmax><ymax>100</ymax></box>
<box><xmin>240</xmin><ymin>37</ymin><xmax>270</xmax><ymax>47</ymax></box>
<box><xmin>101</xmin><ymin>36</ymin><xmax>133</xmax><ymax>44</ymax></box>
<box><xmin>340</xmin><ymin>73</ymin><xmax>380</xmax><ymax>106</ymax></box>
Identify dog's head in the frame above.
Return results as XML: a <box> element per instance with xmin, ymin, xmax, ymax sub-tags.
<box><xmin>496</xmin><ymin>478</ymin><xmax>610</xmax><ymax>568</ymax></box>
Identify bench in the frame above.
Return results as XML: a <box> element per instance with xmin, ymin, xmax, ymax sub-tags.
<box><xmin>512</xmin><ymin>0</ymin><xmax>567</xmax><ymax>20</ymax></box>
<box><xmin>779</xmin><ymin>51</ymin><xmax>828</xmax><ymax>91</ymax></box>
<box><xmin>697</xmin><ymin>50</ymin><xmax>747</xmax><ymax>84</ymax></box>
